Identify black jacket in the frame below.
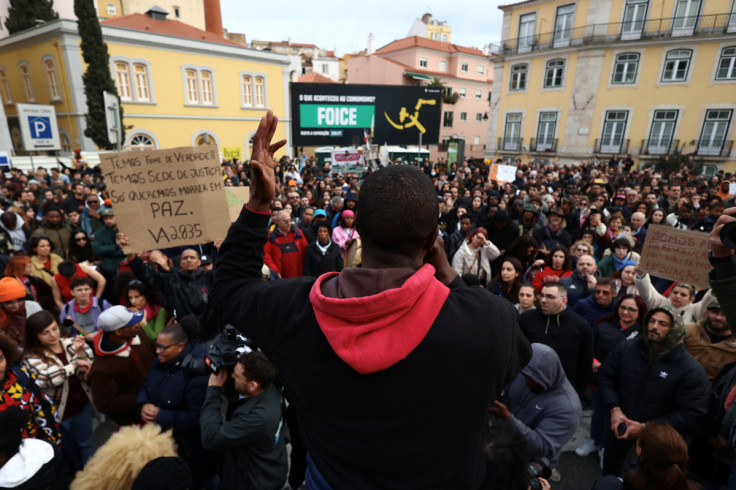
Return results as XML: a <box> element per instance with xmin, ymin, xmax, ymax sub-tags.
<box><xmin>593</xmin><ymin>320</ymin><xmax>642</xmax><ymax>365</ymax></box>
<box><xmin>303</xmin><ymin>241</ymin><xmax>343</xmax><ymax>277</ymax></box>
<box><xmin>209</xmin><ymin>207</ymin><xmax>531</xmax><ymax>489</ymax></box>
<box><xmin>598</xmin><ymin>337</ymin><xmax>711</xmax><ymax>434</ymax></box>
<box><xmin>519</xmin><ymin>307</ymin><xmax>593</xmax><ymax>393</ymax></box>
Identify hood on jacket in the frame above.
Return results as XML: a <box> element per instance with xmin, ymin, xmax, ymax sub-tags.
<box><xmin>643</xmin><ymin>305</ymin><xmax>685</xmax><ymax>354</ymax></box>
<box><xmin>521</xmin><ymin>343</ymin><xmax>567</xmax><ymax>391</ymax></box>
<box><xmin>309</xmin><ymin>264</ymin><xmax>450</xmax><ymax>375</ymax></box>
<box><xmin>0</xmin><ymin>439</ymin><xmax>55</xmax><ymax>487</ymax></box>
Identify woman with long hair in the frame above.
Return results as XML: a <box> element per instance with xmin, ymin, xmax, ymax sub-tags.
<box><xmin>22</xmin><ymin>310</ymin><xmax>94</xmax><ymax>463</ymax></box>
<box><xmin>503</xmin><ymin>234</ymin><xmax>542</xmax><ymax>282</ymax></box>
<box><xmin>645</xmin><ymin>208</ymin><xmax>668</xmax><ymax>228</ymax></box>
<box><xmin>26</xmin><ymin>235</ymin><xmax>63</xmax><ymax>287</ymax></box>
<box><xmin>122</xmin><ymin>280</ymin><xmax>167</xmax><ymax>340</ymax></box>
<box><xmin>5</xmin><ymin>255</ymin><xmax>60</xmax><ymax>314</ymax></box>
<box><xmin>67</xmin><ymin>230</ymin><xmax>96</xmax><ymax>264</ymax></box>
<box><xmin>576</xmin><ymin>295</ymin><xmax>647</xmax><ymax>460</ymax></box>
<box><xmin>487</xmin><ymin>258</ymin><xmax>523</xmax><ymax>304</ymax></box>
<box><xmin>611</xmin><ymin>261</ymin><xmax>639</xmax><ymax>301</ymax></box>
<box><xmin>332</xmin><ymin>210</ymin><xmax>360</xmax><ymax>259</ymax></box>
<box><xmin>531</xmin><ymin>245</ymin><xmax>573</xmax><ymax>292</ymax></box>
<box><xmin>452</xmin><ymin>227</ymin><xmax>500</xmax><ymax>287</ymax></box>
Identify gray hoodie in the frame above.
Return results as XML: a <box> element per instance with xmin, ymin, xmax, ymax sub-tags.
<box><xmin>0</xmin><ymin>212</ymin><xmax>27</xmax><ymax>252</ymax></box>
<box><xmin>506</xmin><ymin>343</ymin><xmax>582</xmax><ymax>461</ymax></box>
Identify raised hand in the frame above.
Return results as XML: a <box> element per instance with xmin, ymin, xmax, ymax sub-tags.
<box><xmin>248</xmin><ymin>110</ymin><xmax>287</xmax><ymax>212</ymax></box>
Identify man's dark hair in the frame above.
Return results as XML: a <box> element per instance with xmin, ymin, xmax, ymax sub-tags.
<box><xmin>0</xmin><ymin>406</ymin><xmax>28</xmax><ymax>461</ymax></box>
<box><xmin>542</xmin><ymin>282</ymin><xmax>568</xmax><ymax>297</ymax></box>
<box><xmin>237</xmin><ymin>351</ymin><xmax>277</xmax><ymax>389</ymax></box>
<box><xmin>481</xmin><ymin>418</ymin><xmax>531</xmax><ymax>490</ymax></box>
<box><xmin>0</xmin><ymin>333</ymin><xmax>20</xmax><ymax>366</ymax></box>
<box><xmin>70</xmin><ymin>276</ymin><xmax>94</xmax><ymax>290</ymax></box>
<box><xmin>0</xmin><ymin>212</ymin><xmax>16</xmax><ymax>228</ymax></box>
<box><xmin>356</xmin><ymin>166</ymin><xmax>438</xmax><ymax>257</ymax></box>
<box><xmin>596</xmin><ymin>277</ymin><xmax>618</xmax><ymax>294</ymax></box>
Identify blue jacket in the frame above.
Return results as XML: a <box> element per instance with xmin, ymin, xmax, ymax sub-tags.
<box><xmin>571</xmin><ymin>295</ymin><xmax>615</xmax><ymax>327</ymax></box>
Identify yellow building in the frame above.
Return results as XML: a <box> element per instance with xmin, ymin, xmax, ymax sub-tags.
<box><xmin>408</xmin><ymin>13</ymin><xmax>452</xmax><ymax>43</ymax></box>
<box><xmin>487</xmin><ymin>0</ymin><xmax>736</xmax><ymax>172</ymax></box>
<box><xmin>0</xmin><ymin>8</ymin><xmax>291</xmax><ymax>159</ymax></box>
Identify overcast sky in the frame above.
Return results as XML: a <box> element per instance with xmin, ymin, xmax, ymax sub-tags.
<box><xmin>221</xmin><ymin>1</ymin><xmax>507</xmax><ymax>56</ymax></box>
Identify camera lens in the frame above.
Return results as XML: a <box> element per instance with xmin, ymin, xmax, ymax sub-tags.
<box><xmin>720</xmin><ymin>222</ymin><xmax>736</xmax><ymax>249</ymax></box>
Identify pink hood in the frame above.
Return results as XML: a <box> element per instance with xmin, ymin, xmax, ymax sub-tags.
<box><xmin>309</xmin><ymin>264</ymin><xmax>450</xmax><ymax>374</ymax></box>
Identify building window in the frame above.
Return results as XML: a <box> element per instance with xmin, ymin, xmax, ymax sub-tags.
<box><xmin>461</xmin><ymin>62</ymin><xmax>469</xmax><ymax>72</ymax></box>
<box><xmin>478</xmin><ymin>64</ymin><xmax>485</xmax><ymax>75</ymax></box>
<box><xmin>600</xmin><ymin>111</ymin><xmax>629</xmax><ymax>153</ymax></box>
<box><xmin>510</xmin><ymin>64</ymin><xmax>528</xmax><ymax>91</ymax></box>
<box><xmin>473</xmin><ymin>135</ymin><xmax>481</xmax><ymax>145</ymax></box>
<box><xmin>128</xmin><ymin>133</ymin><xmax>156</xmax><ymax>150</ymax></box>
<box><xmin>503</xmin><ymin>113</ymin><xmax>522</xmax><ymax>151</ymax></box>
<box><xmin>460</xmin><ymin>112</ymin><xmax>468</xmax><ymax>122</ymax></box>
<box><xmin>419</xmin><ymin>57</ymin><xmax>428</xmax><ymax>68</ymax></box>
<box><xmin>59</xmin><ymin>131</ymin><xmax>72</xmax><ymax>152</ymax></box>
<box><xmin>647</xmin><ymin>110</ymin><xmax>678</xmax><ymax>154</ymax></box>
<box><xmin>698</xmin><ymin>109</ymin><xmax>732</xmax><ymax>155</ymax></box>
<box><xmin>475</xmin><ymin>89</ymin><xmax>483</xmax><ymax>99</ymax></box>
<box><xmin>173</xmin><ymin>6</ymin><xmax>180</xmax><ymax>18</ymax></box>
<box><xmin>241</xmin><ymin>74</ymin><xmax>253</xmax><ymax>106</ymax></box>
<box><xmin>439</xmin><ymin>60</ymin><xmax>447</xmax><ymax>72</ymax></box>
<box><xmin>43</xmin><ymin>57</ymin><xmax>62</xmax><ymax>101</ymax></box>
<box><xmin>673</xmin><ymin>0</ymin><xmax>701</xmax><ymax>34</ymax></box>
<box><xmin>729</xmin><ymin>1</ymin><xmax>736</xmax><ymax>32</ymax></box>
<box><xmin>622</xmin><ymin>0</ymin><xmax>649</xmax><ymax>39</ymax></box>
<box><xmin>115</xmin><ymin>62</ymin><xmax>132</xmax><ymax>100</ymax></box>
<box><xmin>716</xmin><ymin>46</ymin><xmax>736</xmax><ymax>80</ymax></box>
<box><xmin>0</xmin><ymin>68</ymin><xmax>11</xmax><ymax>104</ymax></box>
<box><xmin>185</xmin><ymin>69</ymin><xmax>199</xmax><ymax>104</ymax></box>
<box><xmin>200</xmin><ymin>70</ymin><xmax>213</xmax><ymax>105</ymax></box>
<box><xmin>536</xmin><ymin>112</ymin><xmax>558</xmax><ymax>150</ymax></box>
<box><xmin>554</xmin><ymin>4</ymin><xmax>575</xmax><ymax>46</ymax></box>
<box><xmin>195</xmin><ymin>132</ymin><xmax>217</xmax><ymax>146</ymax></box>
<box><xmin>106</xmin><ymin>3</ymin><xmax>116</xmax><ymax>15</ymax></box>
<box><xmin>544</xmin><ymin>59</ymin><xmax>565</xmax><ymax>88</ymax></box>
<box><xmin>518</xmin><ymin>12</ymin><xmax>537</xmax><ymax>51</ymax></box>
<box><xmin>459</xmin><ymin>87</ymin><xmax>467</xmax><ymax>98</ymax></box>
<box><xmin>476</xmin><ymin>113</ymin><xmax>484</xmax><ymax>122</ymax></box>
<box><xmin>254</xmin><ymin>76</ymin><xmax>265</xmax><ymax>107</ymax></box>
<box><xmin>18</xmin><ymin>63</ymin><xmax>35</xmax><ymax>102</ymax></box>
<box><xmin>612</xmin><ymin>53</ymin><xmax>640</xmax><ymax>84</ymax></box>
<box><xmin>321</xmin><ymin>64</ymin><xmax>328</xmax><ymax>74</ymax></box>
<box><xmin>662</xmin><ymin>49</ymin><xmax>692</xmax><ymax>82</ymax></box>
<box><xmin>133</xmin><ymin>64</ymin><xmax>150</xmax><ymax>102</ymax></box>
<box><xmin>443</xmin><ymin>111</ymin><xmax>453</xmax><ymax>128</ymax></box>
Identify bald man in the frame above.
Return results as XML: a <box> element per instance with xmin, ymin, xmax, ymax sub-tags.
<box><xmin>630</xmin><ymin>211</ymin><xmax>647</xmax><ymax>252</ymax></box>
<box><xmin>263</xmin><ymin>210</ymin><xmax>309</xmax><ymax>278</ymax></box>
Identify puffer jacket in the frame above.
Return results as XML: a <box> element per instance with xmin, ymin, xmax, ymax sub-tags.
<box><xmin>598</xmin><ymin>306</ymin><xmax>711</xmax><ymax>435</ymax></box>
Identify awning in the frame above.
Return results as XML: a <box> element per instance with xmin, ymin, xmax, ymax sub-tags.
<box><xmin>404</xmin><ymin>71</ymin><xmax>433</xmax><ymax>81</ymax></box>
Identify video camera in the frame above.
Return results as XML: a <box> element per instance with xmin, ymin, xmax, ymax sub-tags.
<box><xmin>182</xmin><ymin>325</ymin><xmax>256</xmax><ymax>378</ymax></box>
<box><xmin>528</xmin><ymin>457</ymin><xmax>551</xmax><ymax>490</ymax></box>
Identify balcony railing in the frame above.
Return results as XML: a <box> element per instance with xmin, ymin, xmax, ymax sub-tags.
<box><xmin>594</xmin><ymin>138</ymin><xmax>629</xmax><ymax>155</ymax></box>
<box><xmin>490</xmin><ymin>13</ymin><xmax>736</xmax><ymax>56</ymax></box>
<box><xmin>697</xmin><ymin>140</ymin><xmax>733</xmax><ymax>157</ymax></box>
<box><xmin>529</xmin><ymin>138</ymin><xmax>558</xmax><ymax>153</ymax></box>
<box><xmin>640</xmin><ymin>138</ymin><xmax>679</xmax><ymax>155</ymax></box>
<box><xmin>498</xmin><ymin>137</ymin><xmax>524</xmax><ymax>153</ymax></box>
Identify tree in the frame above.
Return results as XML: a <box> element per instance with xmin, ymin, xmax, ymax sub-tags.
<box><xmin>74</xmin><ymin>0</ymin><xmax>123</xmax><ymax>149</ymax></box>
<box><xmin>5</xmin><ymin>0</ymin><xmax>58</xmax><ymax>34</ymax></box>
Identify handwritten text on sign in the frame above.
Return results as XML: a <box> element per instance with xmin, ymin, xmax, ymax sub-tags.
<box><xmin>639</xmin><ymin>224</ymin><xmax>711</xmax><ymax>290</ymax></box>
<box><xmin>100</xmin><ymin>145</ymin><xmax>231</xmax><ymax>253</ymax></box>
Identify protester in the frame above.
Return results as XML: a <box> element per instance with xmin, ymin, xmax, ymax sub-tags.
<box><xmin>487</xmin><ymin>257</ymin><xmax>523</xmax><ymax>303</ymax></box>
<box><xmin>303</xmin><ymin>222</ymin><xmax>343</xmax><ymax>277</ymax></box>
<box><xmin>531</xmin><ymin>245</ymin><xmax>573</xmax><ymax>292</ymax></box>
<box><xmin>27</xmin><ymin>235</ymin><xmax>64</xmax><ymax>287</ymax></box>
<box><xmin>0</xmin><ymin>277</ymin><xmax>43</xmax><ymax>344</ymax></box>
<box><xmin>451</xmin><ymin>227</ymin><xmax>500</xmax><ymax>286</ymax></box>
<box><xmin>121</xmin><ymin>280</ymin><xmax>167</xmax><ymax>340</ymax></box>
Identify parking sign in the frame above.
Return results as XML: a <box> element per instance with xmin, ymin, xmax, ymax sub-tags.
<box><xmin>16</xmin><ymin>103</ymin><xmax>61</xmax><ymax>150</ymax></box>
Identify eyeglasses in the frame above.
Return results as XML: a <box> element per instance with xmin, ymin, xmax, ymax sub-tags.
<box><xmin>75</xmin><ymin>237</ymin><xmax>87</xmax><ymax>242</ymax></box>
<box><xmin>595</xmin><ymin>290</ymin><xmax>612</xmax><ymax>295</ymax></box>
<box><xmin>576</xmin><ymin>248</ymin><xmax>588</xmax><ymax>252</ymax></box>
<box><xmin>87</xmin><ymin>200</ymin><xmax>99</xmax><ymax>205</ymax></box>
<box><xmin>155</xmin><ymin>342</ymin><xmax>182</xmax><ymax>352</ymax></box>
<box><xmin>619</xmin><ymin>306</ymin><xmax>639</xmax><ymax>313</ymax></box>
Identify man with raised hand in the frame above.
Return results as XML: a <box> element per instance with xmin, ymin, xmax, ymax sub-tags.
<box><xmin>210</xmin><ymin>111</ymin><xmax>531</xmax><ymax>489</ymax></box>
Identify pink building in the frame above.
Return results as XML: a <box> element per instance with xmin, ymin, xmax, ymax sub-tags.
<box><xmin>347</xmin><ymin>36</ymin><xmax>493</xmax><ymax>161</ymax></box>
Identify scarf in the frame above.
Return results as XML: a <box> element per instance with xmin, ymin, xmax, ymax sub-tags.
<box><xmin>74</xmin><ymin>300</ymin><xmax>93</xmax><ymax>314</ymax></box>
<box><xmin>612</xmin><ymin>253</ymin><xmax>628</xmax><ymax>272</ymax></box>
<box><xmin>316</xmin><ymin>239</ymin><xmax>332</xmax><ymax>256</ymax></box>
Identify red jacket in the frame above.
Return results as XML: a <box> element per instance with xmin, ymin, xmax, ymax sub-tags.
<box><xmin>532</xmin><ymin>266</ymin><xmax>572</xmax><ymax>292</ymax></box>
<box><xmin>263</xmin><ymin>226</ymin><xmax>309</xmax><ymax>278</ymax></box>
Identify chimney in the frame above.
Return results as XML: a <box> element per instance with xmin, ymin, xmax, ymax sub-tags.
<box><xmin>367</xmin><ymin>33</ymin><xmax>375</xmax><ymax>55</ymax></box>
<box><xmin>203</xmin><ymin>0</ymin><xmax>223</xmax><ymax>37</ymax></box>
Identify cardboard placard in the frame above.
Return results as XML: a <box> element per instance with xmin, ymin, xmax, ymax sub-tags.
<box><xmin>225</xmin><ymin>187</ymin><xmax>250</xmax><ymax>222</ymax></box>
<box><xmin>100</xmin><ymin>145</ymin><xmax>231</xmax><ymax>253</ymax></box>
<box><xmin>729</xmin><ymin>182</ymin><xmax>736</xmax><ymax>195</ymax></box>
<box><xmin>639</xmin><ymin>224</ymin><xmax>711</xmax><ymax>290</ymax></box>
<box><xmin>489</xmin><ymin>164</ymin><xmax>517</xmax><ymax>183</ymax></box>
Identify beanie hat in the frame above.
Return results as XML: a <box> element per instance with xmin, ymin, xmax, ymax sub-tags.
<box><xmin>342</xmin><ymin>210</ymin><xmax>355</xmax><ymax>218</ymax></box>
<box><xmin>0</xmin><ymin>277</ymin><xmax>26</xmax><ymax>303</ymax></box>
<box><xmin>617</xmin><ymin>260</ymin><xmax>638</xmax><ymax>271</ymax></box>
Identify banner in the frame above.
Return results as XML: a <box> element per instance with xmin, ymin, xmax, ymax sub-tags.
<box><xmin>489</xmin><ymin>164</ymin><xmax>517</xmax><ymax>183</ymax></box>
<box><xmin>330</xmin><ymin>149</ymin><xmax>364</xmax><ymax>174</ymax></box>
<box><xmin>291</xmin><ymin>83</ymin><xmax>442</xmax><ymax>146</ymax></box>
<box><xmin>223</xmin><ymin>146</ymin><xmax>242</xmax><ymax>161</ymax></box>
<box><xmin>100</xmin><ymin>145</ymin><xmax>231</xmax><ymax>253</ymax></box>
<box><xmin>639</xmin><ymin>225</ymin><xmax>711</xmax><ymax>290</ymax></box>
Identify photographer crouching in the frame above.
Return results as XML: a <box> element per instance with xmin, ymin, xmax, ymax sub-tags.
<box><xmin>199</xmin><ymin>351</ymin><xmax>287</xmax><ymax>489</ymax></box>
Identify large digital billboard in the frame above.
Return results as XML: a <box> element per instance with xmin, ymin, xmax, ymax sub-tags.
<box><xmin>290</xmin><ymin>83</ymin><xmax>442</xmax><ymax>146</ymax></box>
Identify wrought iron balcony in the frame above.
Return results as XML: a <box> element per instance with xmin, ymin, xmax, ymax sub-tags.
<box><xmin>498</xmin><ymin>137</ymin><xmax>524</xmax><ymax>153</ymax></box>
<box><xmin>490</xmin><ymin>13</ymin><xmax>736</xmax><ymax>57</ymax></box>
<box><xmin>529</xmin><ymin>138</ymin><xmax>558</xmax><ymax>153</ymax></box>
<box><xmin>594</xmin><ymin>138</ymin><xmax>629</xmax><ymax>155</ymax></box>
<box><xmin>697</xmin><ymin>140</ymin><xmax>733</xmax><ymax>158</ymax></box>
<box><xmin>640</xmin><ymin>139</ymin><xmax>679</xmax><ymax>155</ymax></box>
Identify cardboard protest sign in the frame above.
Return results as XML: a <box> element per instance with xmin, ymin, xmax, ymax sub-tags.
<box><xmin>100</xmin><ymin>145</ymin><xmax>231</xmax><ymax>253</ymax></box>
<box><xmin>225</xmin><ymin>187</ymin><xmax>250</xmax><ymax>222</ymax></box>
<box><xmin>639</xmin><ymin>224</ymin><xmax>711</xmax><ymax>290</ymax></box>
<box><xmin>489</xmin><ymin>164</ymin><xmax>517</xmax><ymax>183</ymax></box>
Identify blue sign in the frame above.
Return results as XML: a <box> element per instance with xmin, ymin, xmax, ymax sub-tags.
<box><xmin>28</xmin><ymin>116</ymin><xmax>52</xmax><ymax>139</ymax></box>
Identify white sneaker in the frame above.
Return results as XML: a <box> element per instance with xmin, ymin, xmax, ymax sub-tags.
<box><xmin>575</xmin><ymin>438</ymin><xmax>597</xmax><ymax>457</ymax></box>
<box><xmin>550</xmin><ymin>468</ymin><xmax>561</xmax><ymax>482</ymax></box>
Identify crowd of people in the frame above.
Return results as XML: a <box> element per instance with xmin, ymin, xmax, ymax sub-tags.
<box><xmin>1</xmin><ymin>112</ymin><xmax>736</xmax><ymax>489</ymax></box>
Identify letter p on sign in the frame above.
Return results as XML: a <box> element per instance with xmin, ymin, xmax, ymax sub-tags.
<box><xmin>29</xmin><ymin>116</ymin><xmax>52</xmax><ymax>139</ymax></box>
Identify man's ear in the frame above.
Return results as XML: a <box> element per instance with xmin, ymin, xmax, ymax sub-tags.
<box><xmin>423</xmin><ymin>225</ymin><xmax>440</xmax><ymax>254</ymax></box>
